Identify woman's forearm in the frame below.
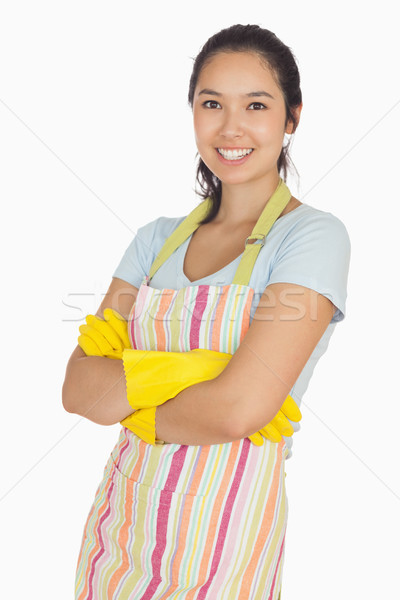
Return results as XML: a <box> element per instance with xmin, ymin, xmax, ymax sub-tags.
<box><xmin>155</xmin><ymin>379</ymin><xmax>242</xmax><ymax>445</ymax></box>
<box><xmin>62</xmin><ymin>355</ymin><xmax>133</xmax><ymax>425</ymax></box>
<box><xmin>62</xmin><ymin>352</ymin><xmax>244</xmax><ymax>443</ymax></box>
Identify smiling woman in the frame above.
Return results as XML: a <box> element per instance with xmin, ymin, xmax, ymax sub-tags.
<box><xmin>65</xmin><ymin>23</ymin><xmax>351</xmax><ymax>600</ymax></box>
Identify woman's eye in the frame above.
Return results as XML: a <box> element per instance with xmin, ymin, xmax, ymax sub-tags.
<box><xmin>203</xmin><ymin>100</ymin><xmax>221</xmax><ymax>109</ymax></box>
<box><xmin>248</xmin><ymin>102</ymin><xmax>267</xmax><ymax>110</ymax></box>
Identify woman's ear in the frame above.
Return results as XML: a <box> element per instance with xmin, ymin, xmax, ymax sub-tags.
<box><xmin>285</xmin><ymin>102</ymin><xmax>303</xmax><ymax>134</ymax></box>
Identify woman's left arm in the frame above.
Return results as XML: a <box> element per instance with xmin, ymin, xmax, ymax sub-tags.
<box><xmin>155</xmin><ymin>282</ymin><xmax>335</xmax><ymax>445</ymax></box>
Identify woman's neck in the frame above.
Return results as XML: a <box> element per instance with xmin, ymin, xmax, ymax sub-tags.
<box><xmin>213</xmin><ymin>172</ymin><xmax>282</xmax><ymax>227</ymax></box>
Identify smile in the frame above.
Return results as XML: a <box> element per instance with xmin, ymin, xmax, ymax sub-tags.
<box><xmin>217</xmin><ymin>148</ymin><xmax>254</xmax><ymax>161</ymax></box>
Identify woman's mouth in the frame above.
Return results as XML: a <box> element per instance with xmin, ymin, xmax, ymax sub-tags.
<box><xmin>215</xmin><ymin>147</ymin><xmax>254</xmax><ymax>166</ymax></box>
<box><xmin>217</xmin><ymin>148</ymin><xmax>254</xmax><ymax>160</ymax></box>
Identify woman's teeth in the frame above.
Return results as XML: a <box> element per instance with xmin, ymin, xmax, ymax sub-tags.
<box><xmin>217</xmin><ymin>148</ymin><xmax>253</xmax><ymax>160</ymax></box>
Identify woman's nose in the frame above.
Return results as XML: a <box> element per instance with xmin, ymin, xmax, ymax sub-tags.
<box><xmin>219</xmin><ymin>110</ymin><xmax>244</xmax><ymax>139</ymax></box>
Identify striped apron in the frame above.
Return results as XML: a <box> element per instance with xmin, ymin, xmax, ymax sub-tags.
<box><xmin>75</xmin><ymin>180</ymin><xmax>292</xmax><ymax>599</ymax></box>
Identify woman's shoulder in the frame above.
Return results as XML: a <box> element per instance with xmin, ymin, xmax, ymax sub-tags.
<box><xmin>136</xmin><ymin>214</ymin><xmax>187</xmax><ymax>246</ymax></box>
<box><xmin>276</xmin><ymin>202</ymin><xmax>351</xmax><ymax>247</ymax></box>
<box><xmin>282</xmin><ymin>201</ymin><xmax>347</xmax><ymax>225</ymax></box>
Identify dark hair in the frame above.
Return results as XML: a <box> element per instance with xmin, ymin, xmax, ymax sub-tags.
<box><xmin>188</xmin><ymin>24</ymin><xmax>302</xmax><ymax>224</ymax></box>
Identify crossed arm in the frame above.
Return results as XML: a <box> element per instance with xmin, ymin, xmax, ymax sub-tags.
<box><xmin>62</xmin><ymin>276</ymin><xmax>335</xmax><ymax>445</ymax></box>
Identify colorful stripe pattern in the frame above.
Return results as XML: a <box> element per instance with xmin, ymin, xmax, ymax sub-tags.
<box><xmin>129</xmin><ymin>278</ymin><xmax>254</xmax><ymax>354</ymax></box>
<box><xmin>75</xmin><ymin>277</ymin><xmax>289</xmax><ymax>599</ymax></box>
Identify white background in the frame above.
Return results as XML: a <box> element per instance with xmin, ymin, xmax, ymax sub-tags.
<box><xmin>1</xmin><ymin>1</ymin><xmax>399</xmax><ymax>598</ymax></box>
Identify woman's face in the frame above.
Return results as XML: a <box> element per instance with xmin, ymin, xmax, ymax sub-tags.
<box><xmin>193</xmin><ymin>51</ymin><xmax>299</xmax><ymax>189</ymax></box>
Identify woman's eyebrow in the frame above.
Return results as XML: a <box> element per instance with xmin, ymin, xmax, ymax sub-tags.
<box><xmin>198</xmin><ymin>88</ymin><xmax>222</xmax><ymax>97</ymax></box>
<box><xmin>198</xmin><ymin>88</ymin><xmax>275</xmax><ymax>100</ymax></box>
<box><xmin>247</xmin><ymin>90</ymin><xmax>275</xmax><ymax>100</ymax></box>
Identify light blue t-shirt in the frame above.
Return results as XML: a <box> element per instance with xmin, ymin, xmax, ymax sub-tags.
<box><xmin>113</xmin><ymin>202</ymin><xmax>351</xmax><ymax>458</ymax></box>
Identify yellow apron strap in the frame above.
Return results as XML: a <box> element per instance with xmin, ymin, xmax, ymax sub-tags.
<box><xmin>148</xmin><ymin>198</ymin><xmax>212</xmax><ymax>281</ymax></box>
<box><xmin>149</xmin><ymin>178</ymin><xmax>292</xmax><ymax>285</ymax></box>
<box><xmin>232</xmin><ymin>178</ymin><xmax>292</xmax><ymax>286</ymax></box>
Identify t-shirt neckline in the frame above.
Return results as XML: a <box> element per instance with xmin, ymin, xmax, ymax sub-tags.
<box><xmin>180</xmin><ymin>203</ymin><xmax>309</xmax><ymax>285</ymax></box>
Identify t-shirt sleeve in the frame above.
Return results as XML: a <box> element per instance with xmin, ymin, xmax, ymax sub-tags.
<box><xmin>112</xmin><ymin>221</ymin><xmax>157</xmax><ymax>287</ymax></box>
<box><xmin>267</xmin><ymin>211</ymin><xmax>351</xmax><ymax>323</ymax></box>
<box><xmin>112</xmin><ymin>216</ymin><xmax>184</xmax><ymax>287</ymax></box>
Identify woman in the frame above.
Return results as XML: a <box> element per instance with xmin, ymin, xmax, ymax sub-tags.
<box><xmin>63</xmin><ymin>24</ymin><xmax>351</xmax><ymax>599</ymax></box>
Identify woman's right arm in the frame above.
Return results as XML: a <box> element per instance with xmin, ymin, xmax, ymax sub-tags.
<box><xmin>61</xmin><ymin>275</ymin><xmax>237</xmax><ymax>442</ymax></box>
<box><xmin>61</xmin><ymin>277</ymin><xmax>139</xmax><ymax>425</ymax></box>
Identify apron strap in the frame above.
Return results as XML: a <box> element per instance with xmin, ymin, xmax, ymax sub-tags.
<box><xmin>148</xmin><ymin>198</ymin><xmax>211</xmax><ymax>280</ymax></box>
<box><xmin>149</xmin><ymin>178</ymin><xmax>292</xmax><ymax>285</ymax></box>
<box><xmin>232</xmin><ymin>178</ymin><xmax>291</xmax><ymax>285</ymax></box>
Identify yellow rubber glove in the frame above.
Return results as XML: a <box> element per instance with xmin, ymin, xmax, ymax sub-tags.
<box><xmin>247</xmin><ymin>395</ymin><xmax>302</xmax><ymax>446</ymax></box>
<box><xmin>121</xmin><ymin>348</ymin><xmax>232</xmax><ymax>410</ymax></box>
<box><xmin>121</xmin><ymin>347</ymin><xmax>232</xmax><ymax>444</ymax></box>
<box><xmin>78</xmin><ymin>308</ymin><xmax>130</xmax><ymax>360</ymax></box>
<box><xmin>121</xmin><ymin>407</ymin><xmax>158</xmax><ymax>445</ymax></box>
